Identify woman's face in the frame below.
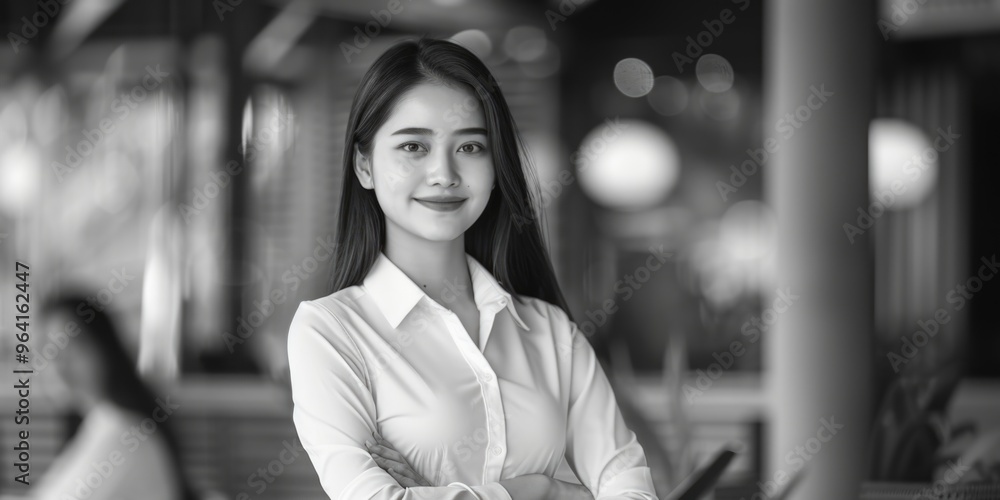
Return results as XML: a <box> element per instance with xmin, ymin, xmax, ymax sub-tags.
<box><xmin>358</xmin><ymin>82</ymin><xmax>495</xmax><ymax>244</ymax></box>
<box><xmin>45</xmin><ymin>312</ymin><xmax>105</xmax><ymax>406</ymax></box>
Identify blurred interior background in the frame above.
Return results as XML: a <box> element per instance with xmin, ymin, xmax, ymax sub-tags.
<box><xmin>1</xmin><ymin>0</ymin><xmax>1000</xmax><ymax>498</ymax></box>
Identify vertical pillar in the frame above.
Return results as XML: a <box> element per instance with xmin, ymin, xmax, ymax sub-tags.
<box><xmin>764</xmin><ymin>1</ymin><xmax>875</xmax><ymax>498</ymax></box>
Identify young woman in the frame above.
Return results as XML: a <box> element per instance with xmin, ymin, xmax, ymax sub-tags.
<box><xmin>32</xmin><ymin>294</ymin><xmax>197</xmax><ymax>500</ymax></box>
<box><xmin>287</xmin><ymin>37</ymin><xmax>658</xmax><ymax>500</ymax></box>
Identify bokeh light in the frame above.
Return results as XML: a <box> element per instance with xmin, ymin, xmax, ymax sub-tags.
<box><xmin>695</xmin><ymin>54</ymin><xmax>734</xmax><ymax>93</ymax></box>
<box><xmin>503</xmin><ymin>26</ymin><xmax>547</xmax><ymax>62</ymax></box>
<box><xmin>519</xmin><ymin>40</ymin><xmax>560</xmax><ymax>79</ymax></box>
<box><xmin>869</xmin><ymin>118</ymin><xmax>938</xmax><ymax>210</ymax></box>
<box><xmin>613</xmin><ymin>58</ymin><xmax>655</xmax><ymax>98</ymax></box>
<box><xmin>0</xmin><ymin>144</ymin><xmax>42</xmax><ymax>214</ymax></box>
<box><xmin>720</xmin><ymin>200</ymin><xmax>776</xmax><ymax>261</ymax></box>
<box><xmin>450</xmin><ymin>29</ymin><xmax>492</xmax><ymax>60</ymax></box>
<box><xmin>576</xmin><ymin>119</ymin><xmax>680</xmax><ymax>211</ymax></box>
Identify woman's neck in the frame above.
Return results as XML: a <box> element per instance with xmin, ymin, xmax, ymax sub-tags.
<box><xmin>384</xmin><ymin>231</ymin><xmax>474</xmax><ymax>308</ymax></box>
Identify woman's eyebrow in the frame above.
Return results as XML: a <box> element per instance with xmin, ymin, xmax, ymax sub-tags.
<box><xmin>454</xmin><ymin>127</ymin><xmax>487</xmax><ymax>136</ymax></box>
<box><xmin>390</xmin><ymin>127</ymin><xmax>487</xmax><ymax>136</ymax></box>
<box><xmin>391</xmin><ymin>127</ymin><xmax>433</xmax><ymax>136</ymax></box>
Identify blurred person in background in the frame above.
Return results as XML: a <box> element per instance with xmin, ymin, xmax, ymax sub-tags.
<box><xmin>31</xmin><ymin>294</ymin><xmax>198</xmax><ymax>500</ymax></box>
<box><xmin>287</xmin><ymin>37</ymin><xmax>658</xmax><ymax>500</ymax></box>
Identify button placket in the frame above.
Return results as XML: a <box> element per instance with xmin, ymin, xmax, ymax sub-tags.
<box><xmin>477</xmin><ymin>333</ymin><xmax>505</xmax><ymax>483</ymax></box>
<box><xmin>437</xmin><ymin>306</ymin><xmax>507</xmax><ymax>484</ymax></box>
<box><xmin>478</xmin><ymin>304</ymin><xmax>506</xmax><ymax>483</ymax></box>
<box><xmin>482</xmin><ymin>381</ymin><xmax>506</xmax><ymax>482</ymax></box>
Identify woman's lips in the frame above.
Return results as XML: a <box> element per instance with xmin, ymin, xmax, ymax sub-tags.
<box><xmin>414</xmin><ymin>198</ymin><xmax>466</xmax><ymax>212</ymax></box>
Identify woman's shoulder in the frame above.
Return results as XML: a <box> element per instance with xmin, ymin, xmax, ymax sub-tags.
<box><xmin>294</xmin><ymin>286</ymin><xmax>365</xmax><ymax>325</ymax></box>
<box><xmin>288</xmin><ymin>287</ymin><xmax>372</xmax><ymax>380</ymax></box>
<box><xmin>288</xmin><ymin>287</ymin><xmax>368</xmax><ymax>353</ymax></box>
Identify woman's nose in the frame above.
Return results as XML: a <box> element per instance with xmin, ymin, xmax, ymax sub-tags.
<box><xmin>425</xmin><ymin>151</ymin><xmax>460</xmax><ymax>188</ymax></box>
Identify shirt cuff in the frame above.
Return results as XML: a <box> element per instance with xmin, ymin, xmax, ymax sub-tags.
<box><xmin>447</xmin><ymin>481</ymin><xmax>512</xmax><ymax>500</ymax></box>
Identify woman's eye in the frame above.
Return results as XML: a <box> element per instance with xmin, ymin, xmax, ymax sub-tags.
<box><xmin>459</xmin><ymin>143</ymin><xmax>485</xmax><ymax>154</ymax></box>
<box><xmin>400</xmin><ymin>142</ymin><xmax>426</xmax><ymax>153</ymax></box>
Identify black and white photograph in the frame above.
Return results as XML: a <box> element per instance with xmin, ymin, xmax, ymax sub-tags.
<box><xmin>1</xmin><ymin>0</ymin><xmax>1000</xmax><ymax>499</ymax></box>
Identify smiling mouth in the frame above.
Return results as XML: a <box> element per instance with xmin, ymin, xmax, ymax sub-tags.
<box><xmin>414</xmin><ymin>198</ymin><xmax>466</xmax><ymax>212</ymax></box>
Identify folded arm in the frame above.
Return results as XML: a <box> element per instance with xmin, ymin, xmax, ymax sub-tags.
<box><xmin>289</xmin><ymin>301</ymin><xmax>586</xmax><ymax>500</ymax></box>
<box><xmin>561</xmin><ymin>313</ymin><xmax>660</xmax><ymax>500</ymax></box>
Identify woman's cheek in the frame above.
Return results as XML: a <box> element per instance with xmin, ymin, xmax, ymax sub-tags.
<box><xmin>375</xmin><ymin>160</ymin><xmax>415</xmax><ymax>193</ymax></box>
<box><xmin>393</xmin><ymin>155</ymin><xmax>420</xmax><ymax>178</ymax></box>
<box><xmin>464</xmin><ymin>158</ymin><xmax>494</xmax><ymax>191</ymax></box>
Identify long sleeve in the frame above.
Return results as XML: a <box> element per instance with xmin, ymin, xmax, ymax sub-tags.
<box><xmin>562</xmin><ymin>318</ymin><xmax>659</xmax><ymax>500</ymax></box>
<box><xmin>287</xmin><ymin>300</ymin><xmax>513</xmax><ymax>500</ymax></box>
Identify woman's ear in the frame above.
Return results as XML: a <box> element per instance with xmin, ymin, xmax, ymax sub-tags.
<box><xmin>354</xmin><ymin>148</ymin><xmax>374</xmax><ymax>190</ymax></box>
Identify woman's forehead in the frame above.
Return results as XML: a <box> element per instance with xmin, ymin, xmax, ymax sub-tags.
<box><xmin>382</xmin><ymin>82</ymin><xmax>486</xmax><ymax>132</ymax></box>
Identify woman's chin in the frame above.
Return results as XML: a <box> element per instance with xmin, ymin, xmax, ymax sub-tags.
<box><xmin>386</xmin><ymin>214</ymin><xmax>479</xmax><ymax>244</ymax></box>
<box><xmin>404</xmin><ymin>223</ymin><xmax>471</xmax><ymax>243</ymax></box>
<box><xmin>417</xmin><ymin>229</ymin><xmax>468</xmax><ymax>243</ymax></box>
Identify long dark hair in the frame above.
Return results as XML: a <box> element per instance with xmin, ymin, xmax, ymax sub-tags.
<box><xmin>42</xmin><ymin>294</ymin><xmax>198</xmax><ymax>500</ymax></box>
<box><xmin>328</xmin><ymin>37</ymin><xmax>573</xmax><ymax>321</ymax></box>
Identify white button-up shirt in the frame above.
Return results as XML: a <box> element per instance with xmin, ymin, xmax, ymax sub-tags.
<box><xmin>287</xmin><ymin>252</ymin><xmax>658</xmax><ymax>500</ymax></box>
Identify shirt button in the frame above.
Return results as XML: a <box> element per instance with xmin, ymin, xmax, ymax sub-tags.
<box><xmin>491</xmin><ymin>445</ymin><xmax>503</xmax><ymax>456</ymax></box>
<box><xmin>499</xmin><ymin>298</ymin><xmax>507</xmax><ymax>306</ymax></box>
<box><xmin>481</xmin><ymin>372</ymin><xmax>494</xmax><ymax>382</ymax></box>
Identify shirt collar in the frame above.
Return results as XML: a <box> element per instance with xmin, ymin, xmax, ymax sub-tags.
<box><xmin>362</xmin><ymin>252</ymin><xmax>530</xmax><ymax>331</ymax></box>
